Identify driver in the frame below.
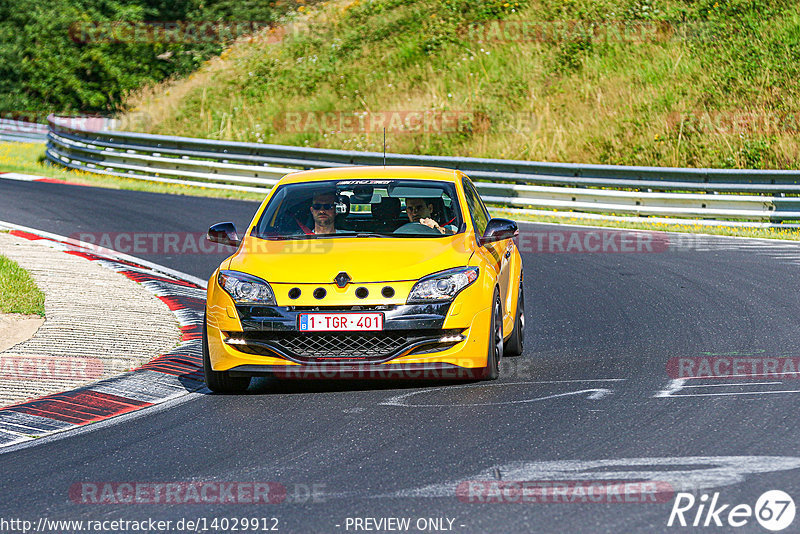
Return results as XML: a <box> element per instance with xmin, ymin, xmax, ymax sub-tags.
<box><xmin>404</xmin><ymin>197</ymin><xmax>456</xmax><ymax>235</ymax></box>
<box><xmin>309</xmin><ymin>192</ymin><xmax>338</xmax><ymax>234</ymax></box>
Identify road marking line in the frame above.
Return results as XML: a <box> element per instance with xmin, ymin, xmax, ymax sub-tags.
<box><xmin>381</xmin><ymin>380</ymin><xmax>621</xmax><ymax>407</ymax></box>
<box><xmin>653</xmin><ymin>379</ymin><xmax>687</xmax><ymax>397</ymax></box>
<box><xmin>394</xmin><ymin>456</ymin><xmax>800</xmax><ymax>497</ymax></box>
<box><xmin>0</xmin><ymin>173</ymin><xmax>47</xmax><ymax>181</ymax></box>
<box><xmin>681</xmin><ymin>381</ymin><xmax>783</xmax><ymax>388</ymax></box>
<box><xmin>663</xmin><ymin>390</ymin><xmax>800</xmax><ymax>397</ymax></box>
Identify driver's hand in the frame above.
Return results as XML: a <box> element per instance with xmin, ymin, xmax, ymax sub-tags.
<box><xmin>419</xmin><ymin>218</ymin><xmax>445</xmax><ymax>233</ymax></box>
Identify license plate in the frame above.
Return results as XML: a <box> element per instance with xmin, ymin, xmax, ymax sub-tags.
<box><xmin>299</xmin><ymin>312</ymin><xmax>384</xmax><ymax>332</ymax></box>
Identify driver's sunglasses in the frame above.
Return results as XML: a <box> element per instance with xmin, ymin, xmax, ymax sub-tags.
<box><xmin>311</xmin><ymin>203</ymin><xmax>335</xmax><ymax>210</ymax></box>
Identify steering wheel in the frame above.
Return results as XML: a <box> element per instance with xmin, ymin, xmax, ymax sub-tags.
<box><xmin>393</xmin><ymin>222</ymin><xmax>442</xmax><ymax>235</ymax></box>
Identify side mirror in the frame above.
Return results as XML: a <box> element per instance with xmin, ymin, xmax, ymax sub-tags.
<box><xmin>207</xmin><ymin>222</ymin><xmax>240</xmax><ymax>247</ymax></box>
<box><xmin>481</xmin><ymin>218</ymin><xmax>518</xmax><ymax>245</ymax></box>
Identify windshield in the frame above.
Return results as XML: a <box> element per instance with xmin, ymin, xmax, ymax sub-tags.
<box><xmin>252</xmin><ymin>179</ymin><xmax>464</xmax><ymax>239</ymax></box>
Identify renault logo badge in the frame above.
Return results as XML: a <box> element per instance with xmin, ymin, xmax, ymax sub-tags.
<box><xmin>334</xmin><ymin>272</ymin><xmax>351</xmax><ymax>288</ymax></box>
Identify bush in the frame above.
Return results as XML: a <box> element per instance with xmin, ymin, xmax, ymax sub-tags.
<box><xmin>0</xmin><ymin>0</ymin><xmax>308</xmax><ymax>117</ymax></box>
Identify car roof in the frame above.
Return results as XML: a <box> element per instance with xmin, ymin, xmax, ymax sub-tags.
<box><xmin>277</xmin><ymin>166</ymin><xmax>462</xmax><ymax>185</ymax></box>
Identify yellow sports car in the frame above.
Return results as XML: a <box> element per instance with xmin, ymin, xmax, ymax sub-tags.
<box><xmin>203</xmin><ymin>166</ymin><xmax>524</xmax><ymax>392</ymax></box>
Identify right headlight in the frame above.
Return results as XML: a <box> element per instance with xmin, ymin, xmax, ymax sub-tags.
<box><xmin>218</xmin><ymin>270</ymin><xmax>276</xmax><ymax>305</ymax></box>
<box><xmin>407</xmin><ymin>267</ymin><xmax>479</xmax><ymax>304</ymax></box>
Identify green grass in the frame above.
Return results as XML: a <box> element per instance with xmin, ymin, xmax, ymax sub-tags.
<box><xmin>123</xmin><ymin>0</ymin><xmax>800</xmax><ymax>169</ymax></box>
<box><xmin>0</xmin><ymin>142</ymin><xmax>267</xmax><ymax>201</ymax></box>
<box><xmin>0</xmin><ymin>255</ymin><xmax>45</xmax><ymax>316</ymax></box>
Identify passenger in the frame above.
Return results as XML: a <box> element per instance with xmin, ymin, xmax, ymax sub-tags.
<box><xmin>404</xmin><ymin>197</ymin><xmax>456</xmax><ymax>234</ymax></box>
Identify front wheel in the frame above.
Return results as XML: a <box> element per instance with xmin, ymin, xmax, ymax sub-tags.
<box><xmin>203</xmin><ymin>317</ymin><xmax>251</xmax><ymax>394</ymax></box>
<box><xmin>480</xmin><ymin>290</ymin><xmax>503</xmax><ymax>381</ymax></box>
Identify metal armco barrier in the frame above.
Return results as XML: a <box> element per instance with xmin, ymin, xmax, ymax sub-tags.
<box><xmin>0</xmin><ymin>118</ymin><xmax>48</xmax><ymax>144</ymax></box>
<box><xmin>45</xmin><ymin>115</ymin><xmax>800</xmax><ymax>223</ymax></box>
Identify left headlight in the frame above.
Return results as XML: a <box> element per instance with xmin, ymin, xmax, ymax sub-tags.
<box><xmin>218</xmin><ymin>270</ymin><xmax>276</xmax><ymax>305</ymax></box>
<box><xmin>407</xmin><ymin>267</ymin><xmax>479</xmax><ymax>304</ymax></box>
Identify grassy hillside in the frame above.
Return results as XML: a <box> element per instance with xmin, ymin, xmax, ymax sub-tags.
<box><xmin>123</xmin><ymin>0</ymin><xmax>800</xmax><ymax>169</ymax></box>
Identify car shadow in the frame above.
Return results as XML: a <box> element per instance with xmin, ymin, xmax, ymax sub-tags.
<box><xmin>242</xmin><ymin>376</ymin><xmax>480</xmax><ymax>395</ymax></box>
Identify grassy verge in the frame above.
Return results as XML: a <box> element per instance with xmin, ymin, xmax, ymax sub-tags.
<box><xmin>0</xmin><ymin>142</ymin><xmax>266</xmax><ymax>201</ymax></box>
<box><xmin>0</xmin><ymin>254</ymin><xmax>45</xmax><ymax>316</ymax></box>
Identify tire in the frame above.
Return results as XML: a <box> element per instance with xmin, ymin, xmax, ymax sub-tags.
<box><xmin>504</xmin><ymin>278</ymin><xmax>525</xmax><ymax>357</ymax></box>
<box><xmin>480</xmin><ymin>290</ymin><xmax>503</xmax><ymax>381</ymax></box>
<box><xmin>203</xmin><ymin>316</ymin><xmax>251</xmax><ymax>394</ymax></box>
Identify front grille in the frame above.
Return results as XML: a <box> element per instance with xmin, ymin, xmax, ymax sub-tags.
<box><xmin>230</xmin><ymin>330</ymin><xmax>459</xmax><ymax>364</ymax></box>
<box><xmin>278</xmin><ymin>332</ymin><xmax>410</xmax><ymax>358</ymax></box>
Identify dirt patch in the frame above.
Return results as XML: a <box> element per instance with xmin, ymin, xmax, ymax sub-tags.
<box><xmin>0</xmin><ymin>313</ymin><xmax>44</xmax><ymax>353</ymax></box>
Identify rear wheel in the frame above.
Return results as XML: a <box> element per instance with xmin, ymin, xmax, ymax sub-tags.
<box><xmin>504</xmin><ymin>278</ymin><xmax>525</xmax><ymax>356</ymax></box>
<box><xmin>203</xmin><ymin>316</ymin><xmax>251</xmax><ymax>394</ymax></box>
<box><xmin>480</xmin><ymin>290</ymin><xmax>503</xmax><ymax>381</ymax></box>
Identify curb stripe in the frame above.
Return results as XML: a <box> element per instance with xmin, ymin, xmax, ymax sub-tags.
<box><xmin>0</xmin><ymin>228</ymin><xmax>208</xmax><ymax>450</ymax></box>
<box><xmin>9</xmin><ymin>230</ymin><xmax>45</xmax><ymax>241</ymax></box>
<box><xmin>12</xmin><ymin>391</ymin><xmax>153</xmax><ymax>424</ymax></box>
<box><xmin>0</xmin><ymin>172</ymin><xmax>90</xmax><ymax>186</ymax></box>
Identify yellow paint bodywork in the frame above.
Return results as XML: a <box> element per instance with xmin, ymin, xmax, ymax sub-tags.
<box><xmin>205</xmin><ymin>166</ymin><xmax>523</xmax><ymax>373</ymax></box>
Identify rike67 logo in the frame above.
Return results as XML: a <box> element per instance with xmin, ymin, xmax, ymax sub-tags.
<box><xmin>668</xmin><ymin>490</ymin><xmax>795</xmax><ymax>531</ymax></box>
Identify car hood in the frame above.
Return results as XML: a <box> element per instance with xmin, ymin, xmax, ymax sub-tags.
<box><xmin>226</xmin><ymin>234</ymin><xmax>473</xmax><ymax>283</ymax></box>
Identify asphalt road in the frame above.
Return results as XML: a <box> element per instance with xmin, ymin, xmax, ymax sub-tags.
<box><xmin>2</xmin><ymin>179</ymin><xmax>800</xmax><ymax>533</ymax></box>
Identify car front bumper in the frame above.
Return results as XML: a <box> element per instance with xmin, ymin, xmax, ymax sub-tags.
<box><xmin>206</xmin><ymin>304</ymin><xmax>492</xmax><ymax>375</ymax></box>
<box><xmin>206</xmin><ymin>268</ymin><xmax>494</xmax><ymax>376</ymax></box>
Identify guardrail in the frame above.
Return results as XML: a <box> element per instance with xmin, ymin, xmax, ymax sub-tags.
<box><xmin>0</xmin><ymin>118</ymin><xmax>48</xmax><ymax>144</ymax></box>
<box><xmin>45</xmin><ymin>114</ymin><xmax>800</xmax><ymax>224</ymax></box>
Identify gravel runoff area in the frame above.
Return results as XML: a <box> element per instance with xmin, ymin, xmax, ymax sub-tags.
<box><xmin>0</xmin><ymin>232</ymin><xmax>181</xmax><ymax>407</ymax></box>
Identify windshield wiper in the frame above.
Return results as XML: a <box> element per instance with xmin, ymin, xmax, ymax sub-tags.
<box><xmin>303</xmin><ymin>233</ymin><xmax>395</xmax><ymax>238</ymax></box>
<box><xmin>255</xmin><ymin>232</ymin><xmax>398</xmax><ymax>240</ymax></box>
<box><xmin>255</xmin><ymin>235</ymin><xmax>301</xmax><ymax>240</ymax></box>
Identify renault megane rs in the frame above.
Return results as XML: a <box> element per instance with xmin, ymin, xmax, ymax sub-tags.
<box><xmin>203</xmin><ymin>166</ymin><xmax>524</xmax><ymax>392</ymax></box>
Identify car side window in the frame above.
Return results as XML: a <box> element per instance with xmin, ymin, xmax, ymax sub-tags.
<box><xmin>462</xmin><ymin>178</ymin><xmax>490</xmax><ymax>236</ymax></box>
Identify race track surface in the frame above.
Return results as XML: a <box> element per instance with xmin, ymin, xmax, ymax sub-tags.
<box><xmin>2</xmin><ymin>179</ymin><xmax>800</xmax><ymax>533</ymax></box>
